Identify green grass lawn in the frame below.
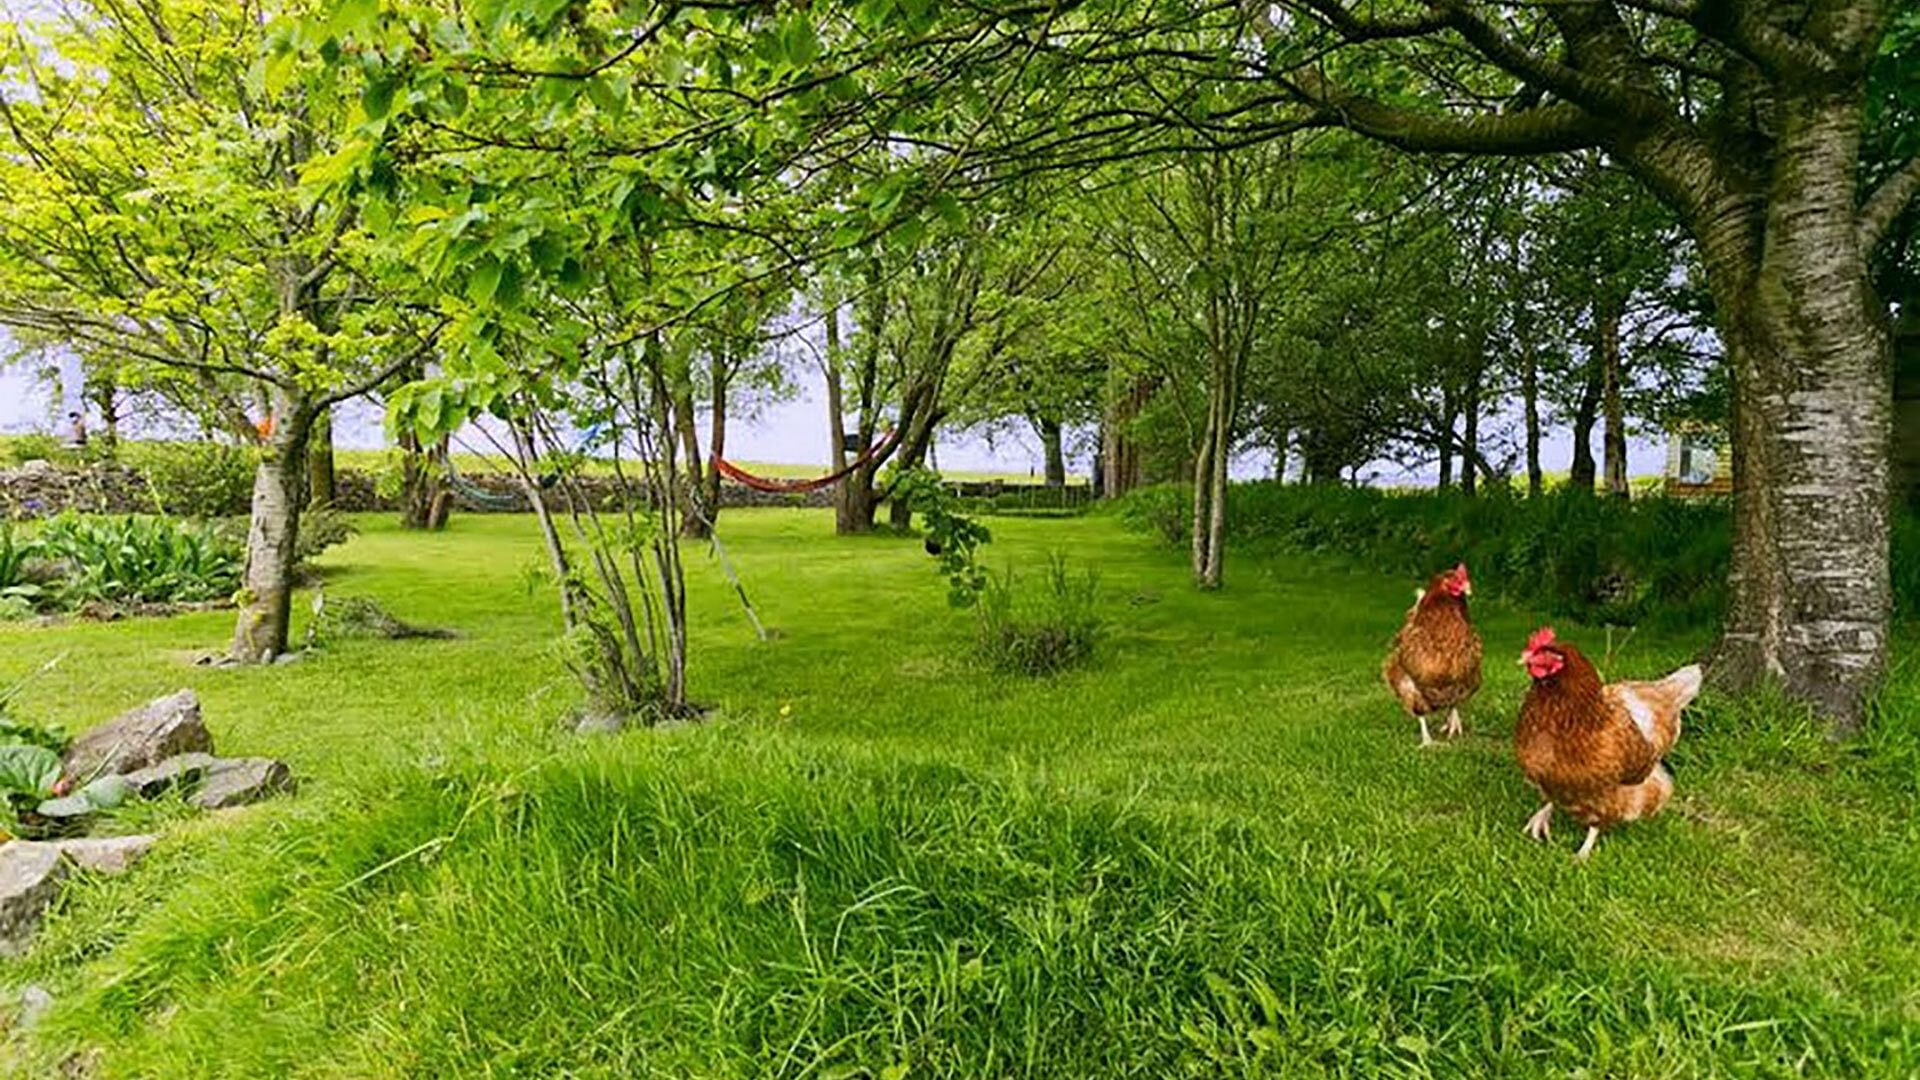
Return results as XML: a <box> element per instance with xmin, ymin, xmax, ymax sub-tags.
<box><xmin>2</xmin><ymin>510</ymin><xmax>1916</xmax><ymax>1076</ymax></box>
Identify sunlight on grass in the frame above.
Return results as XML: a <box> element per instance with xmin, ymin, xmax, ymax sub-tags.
<box><xmin>1</xmin><ymin>510</ymin><xmax>1915</xmax><ymax>1076</ymax></box>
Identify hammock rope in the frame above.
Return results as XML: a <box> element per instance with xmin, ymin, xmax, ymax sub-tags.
<box><xmin>711</xmin><ymin>430</ymin><xmax>900</xmax><ymax>494</ymax></box>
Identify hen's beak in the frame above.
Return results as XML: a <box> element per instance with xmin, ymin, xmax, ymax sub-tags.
<box><xmin>1462</xmin><ymin>580</ymin><xmax>1473</xmax><ymax>597</ymax></box>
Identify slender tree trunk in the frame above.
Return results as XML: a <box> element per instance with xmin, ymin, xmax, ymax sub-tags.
<box><xmin>306</xmin><ymin>406</ymin><xmax>336</xmax><ymax>508</ymax></box>
<box><xmin>837</xmin><ymin>264</ymin><xmax>888</xmax><ymax>535</ymax></box>
<box><xmin>823</xmin><ymin>302</ymin><xmax>853</xmax><ymax>524</ymax></box>
<box><xmin>230</xmin><ymin>395</ymin><xmax>315</xmax><ymax>663</ymax></box>
<box><xmin>1568</xmin><ymin>346</ymin><xmax>1603</xmax><ymax>493</ymax></box>
<box><xmin>702</xmin><ymin>367</ymin><xmax>729</xmax><ymax>535</ymax></box>
<box><xmin>1102</xmin><ymin>379</ymin><xmax>1150</xmax><ymax>498</ymax></box>
<box><xmin>1461</xmin><ymin>364</ymin><xmax>1482</xmax><ymax>497</ymax></box>
<box><xmin>1190</xmin><ymin>364</ymin><xmax>1234</xmax><ymax>589</ymax></box>
<box><xmin>1436</xmin><ymin>387</ymin><xmax>1455</xmax><ymax>490</ymax></box>
<box><xmin>1038</xmin><ymin>416</ymin><xmax>1066</xmax><ymax>487</ymax></box>
<box><xmin>1599</xmin><ymin>295</ymin><xmax>1629</xmax><ymax>498</ymax></box>
<box><xmin>1523</xmin><ymin>343</ymin><xmax>1543</xmax><ymax>498</ymax></box>
<box><xmin>399</xmin><ymin>428</ymin><xmax>451</xmax><ymax>530</ymax></box>
<box><xmin>1692</xmin><ymin>97</ymin><xmax>1892</xmax><ymax>732</ymax></box>
<box><xmin>85</xmin><ymin>369</ymin><xmax>119</xmax><ymax>454</ymax></box>
<box><xmin>1272</xmin><ymin>427</ymin><xmax>1289</xmax><ymax>483</ymax></box>
<box><xmin>670</xmin><ymin>381</ymin><xmax>710</xmax><ymax>540</ymax></box>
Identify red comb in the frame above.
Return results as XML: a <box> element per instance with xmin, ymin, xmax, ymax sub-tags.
<box><xmin>1454</xmin><ymin>562</ymin><xmax>1469</xmax><ymax>578</ymax></box>
<box><xmin>1525</xmin><ymin>627</ymin><xmax>1557</xmax><ymax>652</ymax></box>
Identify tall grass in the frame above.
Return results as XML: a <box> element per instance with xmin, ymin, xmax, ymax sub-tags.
<box><xmin>1114</xmin><ymin>482</ymin><xmax>1920</xmax><ymax>628</ymax></box>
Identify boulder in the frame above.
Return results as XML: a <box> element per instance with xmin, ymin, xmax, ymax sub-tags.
<box><xmin>120</xmin><ymin>752</ymin><xmax>220</xmax><ymax>797</ymax></box>
<box><xmin>62</xmin><ymin>689</ymin><xmax>212</xmax><ymax>780</ymax></box>
<box><xmin>0</xmin><ymin>842</ymin><xmax>68</xmax><ymax>958</ymax></box>
<box><xmin>189</xmin><ymin>757</ymin><xmax>294</xmax><ymax>810</ymax></box>
<box><xmin>52</xmin><ymin>835</ymin><xmax>157</xmax><ymax>875</ymax></box>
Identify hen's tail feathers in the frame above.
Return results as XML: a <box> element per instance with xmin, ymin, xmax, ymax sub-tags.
<box><xmin>1666</xmin><ymin>664</ymin><xmax>1705</xmax><ymax>707</ymax></box>
<box><xmin>1651</xmin><ymin>664</ymin><xmax>1703</xmax><ymax>756</ymax></box>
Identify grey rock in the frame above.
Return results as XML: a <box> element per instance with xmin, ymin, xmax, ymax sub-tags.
<box><xmin>189</xmin><ymin>757</ymin><xmax>294</xmax><ymax>810</ymax></box>
<box><xmin>62</xmin><ymin>689</ymin><xmax>212</xmax><ymax>780</ymax></box>
<box><xmin>0</xmin><ymin>842</ymin><xmax>69</xmax><ymax>958</ymax></box>
<box><xmin>120</xmin><ymin>752</ymin><xmax>220</xmax><ymax>797</ymax></box>
<box><xmin>52</xmin><ymin>835</ymin><xmax>157</xmax><ymax>875</ymax></box>
<box><xmin>573</xmin><ymin>711</ymin><xmax>626</xmax><ymax>735</ymax></box>
<box><xmin>17</xmin><ymin>984</ymin><xmax>53</xmax><ymax>1029</ymax></box>
<box><xmin>30</xmin><ymin>794</ymin><xmax>96</xmax><ymax>828</ymax></box>
<box><xmin>271</xmin><ymin>651</ymin><xmax>303</xmax><ymax>665</ymax></box>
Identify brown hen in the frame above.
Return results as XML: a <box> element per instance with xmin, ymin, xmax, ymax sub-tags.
<box><xmin>1381</xmin><ymin>563</ymin><xmax>1482</xmax><ymax>746</ymax></box>
<box><xmin>1515</xmin><ymin>627</ymin><xmax>1702</xmax><ymax>860</ymax></box>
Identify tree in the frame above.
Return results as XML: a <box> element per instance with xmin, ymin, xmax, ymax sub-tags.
<box><xmin>0</xmin><ymin>0</ymin><xmax>431</xmax><ymax>662</ymax></box>
<box><xmin>1257</xmin><ymin>0</ymin><xmax>1920</xmax><ymax>727</ymax></box>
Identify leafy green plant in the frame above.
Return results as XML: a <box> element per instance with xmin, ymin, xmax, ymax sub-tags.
<box><xmin>4</xmin><ymin>432</ymin><xmax>66</xmax><ymax>465</ymax></box>
<box><xmin>296</xmin><ymin>506</ymin><xmax>358</xmax><ymax>563</ymax></box>
<box><xmin>0</xmin><ymin>520</ymin><xmax>46</xmax><ymax>606</ymax></box>
<box><xmin>38</xmin><ymin>513</ymin><xmax>242</xmax><ymax>606</ymax></box>
<box><xmin>138</xmin><ymin>440</ymin><xmax>258</xmax><ymax>518</ymax></box>
<box><xmin>894</xmin><ymin>468</ymin><xmax>992</xmax><ymax>607</ymax></box>
<box><xmin>975</xmin><ymin>553</ymin><xmax>1103</xmax><ymax>675</ymax></box>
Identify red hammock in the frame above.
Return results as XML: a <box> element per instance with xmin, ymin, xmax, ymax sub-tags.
<box><xmin>712</xmin><ymin>430</ymin><xmax>900</xmax><ymax>494</ymax></box>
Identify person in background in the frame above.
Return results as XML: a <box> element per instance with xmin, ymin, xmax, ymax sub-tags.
<box><xmin>65</xmin><ymin>410</ymin><xmax>88</xmax><ymax>449</ymax></box>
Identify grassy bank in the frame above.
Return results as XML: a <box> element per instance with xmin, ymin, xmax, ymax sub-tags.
<box><xmin>1</xmin><ymin>511</ymin><xmax>1916</xmax><ymax>1076</ymax></box>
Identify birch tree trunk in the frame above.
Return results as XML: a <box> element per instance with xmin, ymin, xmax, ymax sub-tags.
<box><xmin>1696</xmin><ymin>99</ymin><xmax>1892</xmax><ymax>731</ymax></box>
<box><xmin>230</xmin><ymin>395</ymin><xmax>315</xmax><ymax>663</ymax></box>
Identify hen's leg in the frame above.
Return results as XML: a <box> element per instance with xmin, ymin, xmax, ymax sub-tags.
<box><xmin>1523</xmin><ymin>803</ymin><xmax>1553</xmax><ymax>842</ymax></box>
<box><xmin>1573</xmin><ymin>826</ymin><xmax>1601</xmax><ymax>861</ymax></box>
<box><xmin>1418</xmin><ymin>715</ymin><xmax>1434</xmax><ymax>747</ymax></box>
<box><xmin>1442</xmin><ymin>707</ymin><xmax>1464</xmax><ymax>739</ymax></box>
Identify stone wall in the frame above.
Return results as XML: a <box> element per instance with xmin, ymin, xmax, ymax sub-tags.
<box><xmin>0</xmin><ymin>459</ymin><xmax>833</xmax><ymax>520</ymax></box>
<box><xmin>0</xmin><ymin>461</ymin><xmax>156</xmax><ymax>520</ymax></box>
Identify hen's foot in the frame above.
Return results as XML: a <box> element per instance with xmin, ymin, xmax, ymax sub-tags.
<box><xmin>1573</xmin><ymin>826</ymin><xmax>1601</xmax><ymax>861</ymax></box>
<box><xmin>1443</xmin><ymin>708</ymin><xmax>1464</xmax><ymax>739</ymax></box>
<box><xmin>1524</xmin><ymin>803</ymin><xmax>1553</xmax><ymax>842</ymax></box>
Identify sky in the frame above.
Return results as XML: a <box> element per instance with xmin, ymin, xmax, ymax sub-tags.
<box><xmin>0</xmin><ymin>338</ymin><xmax>1672</xmax><ymax>484</ymax></box>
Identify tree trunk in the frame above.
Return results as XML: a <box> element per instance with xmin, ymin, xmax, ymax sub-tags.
<box><xmin>1101</xmin><ymin>378</ymin><xmax>1150</xmax><ymax>498</ymax></box>
<box><xmin>1461</xmin><ymin>364</ymin><xmax>1482</xmax><ymax>497</ymax></box>
<box><xmin>84</xmin><ymin>368</ymin><xmax>119</xmax><ymax>454</ymax></box>
<box><xmin>1692</xmin><ymin>99</ymin><xmax>1892</xmax><ymax>733</ymax></box>
<box><xmin>229</xmin><ymin>397</ymin><xmax>314</xmax><ymax>663</ymax></box>
<box><xmin>1598</xmin><ymin>296</ymin><xmax>1629</xmax><ymax>498</ymax></box>
<box><xmin>1568</xmin><ymin>346</ymin><xmax>1603</xmax><ymax>493</ymax></box>
<box><xmin>1272</xmin><ymin>427</ymin><xmax>1289</xmax><ymax>483</ymax></box>
<box><xmin>823</xmin><ymin>302</ymin><xmax>854</xmax><ymax>524</ymax></box>
<box><xmin>1190</xmin><ymin>371</ymin><xmax>1234</xmax><ymax>589</ymax></box>
<box><xmin>399</xmin><ymin>429</ymin><xmax>451</xmax><ymax>530</ymax></box>
<box><xmin>1038</xmin><ymin>416</ymin><xmax>1066</xmax><ymax>487</ymax></box>
<box><xmin>701</xmin><ymin>368</ymin><xmax>728</xmax><ymax>536</ymax></box>
<box><xmin>1522</xmin><ymin>343</ymin><xmax>1543</xmax><ymax>498</ymax></box>
<box><xmin>306</xmin><ymin>406</ymin><xmax>336</xmax><ymax>508</ymax></box>
<box><xmin>1436</xmin><ymin>387</ymin><xmax>1455</xmax><ymax>490</ymax></box>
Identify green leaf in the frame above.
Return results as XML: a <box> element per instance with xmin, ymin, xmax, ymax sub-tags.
<box><xmin>263</xmin><ymin>48</ymin><xmax>299</xmax><ymax>98</ymax></box>
<box><xmin>362</xmin><ymin>76</ymin><xmax>397</xmax><ymax>121</ymax></box>
<box><xmin>329</xmin><ymin>0</ymin><xmax>381</xmax><ymax>38</ymax></box>
<box><xmin>467</xmin><ymin>258</ymin><xmax>504</xmax><ymax>305</ymax></box>
<box><xmin>0</xmin><ymin>744</ymin><xmax>62</xmax><ymax>797</ymax></box>
<box><xmin>77</xmin><ymin>773</ymin><xmax>132</xmax><ymax>811</ymax></box>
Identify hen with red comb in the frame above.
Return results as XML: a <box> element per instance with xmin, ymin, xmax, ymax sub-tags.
<box><xmin>1380</xmin><ymin>563</ymin><xmax>1482</xmax><ymax>746</ymax></box>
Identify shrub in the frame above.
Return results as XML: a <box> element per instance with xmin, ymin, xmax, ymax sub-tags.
<box><xmin>139</xmin><ymin>441</ymin><xmax>258</xmax><ymax>518</ymax></box>
<box><xmin>296</xmin><ymin>506</ymin><xmax>358</xmax><ymax>563</ymax></box>
<box><xmin>3</xmin><ymin>432</ymin><xmax>66</xmax><ymax>465</ymax></box>
<box><xmin>37</xmin><ymin>513</ymin><xmax>242</xmax><ymax>606</ymax></box>
<box><xmin>975</xmin><ymin>554</ymin><xmax>1103</xmax><ymax>675</ymax></box>
<box><xmin>1111</xmin><ymin>482</ymin><xmax>1741</xmax><ymax>627</ymax></box>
